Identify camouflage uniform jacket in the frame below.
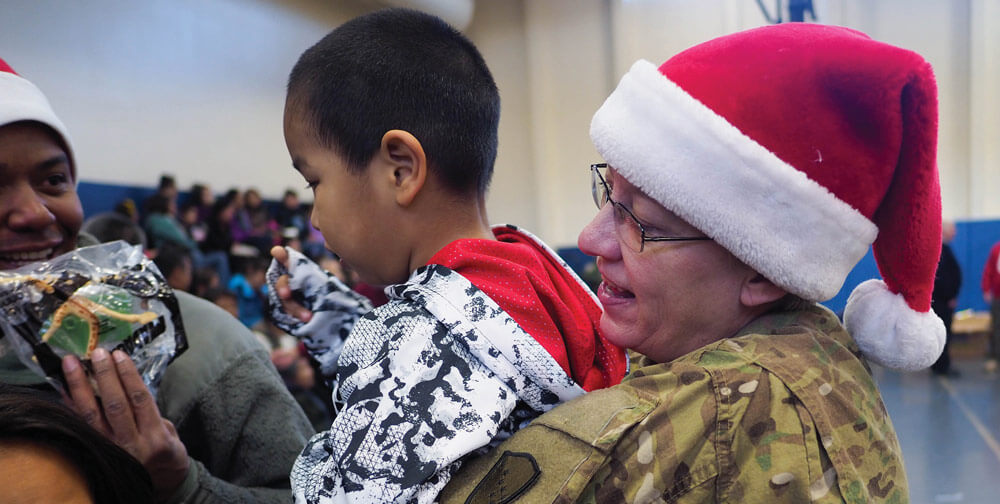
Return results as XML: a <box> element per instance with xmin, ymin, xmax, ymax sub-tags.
<box><xmin>266</xmin><ymin>228</ymin><xmax>595</xmax><ymax>504</ymax></box>
<box><xmin>440</xmin><ymin>303</ymin><xmax>908</xmax><ymax>504</ymax></box>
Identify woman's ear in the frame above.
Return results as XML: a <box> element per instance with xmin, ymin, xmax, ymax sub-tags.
<box><xmin>740</xmin><ymin>273</ymin><xmax>788</xmax><ymax>308</ymax></box>
<box><xmin>378</xmin><ymin>130</ymin><xmax>427</xmax><ymax>207</ymax></box>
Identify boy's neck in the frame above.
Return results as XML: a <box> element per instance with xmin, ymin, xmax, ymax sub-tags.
<box><xmin>407</xmin><ymin>197</ymin><xmax>494</xmax><ymax>273</ymax></box>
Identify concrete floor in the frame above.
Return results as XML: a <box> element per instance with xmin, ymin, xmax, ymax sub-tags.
<box><xmin>875</xmin><ymin>359</ymin><xmax>1000</xmax><ymax>504</ymax></box>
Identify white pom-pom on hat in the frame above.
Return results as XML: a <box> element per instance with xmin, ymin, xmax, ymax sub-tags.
<box><xmin>844</xmin><ymin>279</ymin><xmax>945</xmax><ymax>371</ymax></box>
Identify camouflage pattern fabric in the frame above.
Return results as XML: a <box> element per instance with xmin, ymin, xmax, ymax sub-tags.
<box><xmin>442</xmin><ymin>303</ymin><xmax>908</xmax><ymax>504</ymax></box>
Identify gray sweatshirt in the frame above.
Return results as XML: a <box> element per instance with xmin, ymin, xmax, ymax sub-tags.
<box><xmin>0</xmin><ymin>290</ymin><xmax>315</xmax><ymax>504</ymax></box>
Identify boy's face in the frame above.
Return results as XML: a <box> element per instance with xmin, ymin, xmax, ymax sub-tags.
<box><xmin>283</xmin><ymin>105</ymin><xmax>400</xmax><ymax>285</ymax></box>
<box><xmin>0</xmin><ymin>122</ymin><xmax>83</xmax><ymax>270</ymax></box>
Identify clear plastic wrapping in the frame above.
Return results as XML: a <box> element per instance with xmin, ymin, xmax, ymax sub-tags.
<box><xmin>0</xmin><ymin>241</ymin><xmax>187</xmax><ymax>395</ymax></box>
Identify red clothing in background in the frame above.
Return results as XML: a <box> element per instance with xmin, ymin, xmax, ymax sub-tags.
<box><xmin>982</xmin><ymin>242</ymin><xmax>1000</xmax><ymax>299</ymax></box>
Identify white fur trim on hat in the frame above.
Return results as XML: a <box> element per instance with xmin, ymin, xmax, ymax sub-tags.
<box><xmin>590</xmin><ymin>60</ymin><xmax>878</xmax><ymax>301</ymax></box>
<box><xmin>844</xmin><ymin>279</ymin><xmax>945</xmax><ymax>370</ymax></box>
<box><xmin>0</xmin><ymin>69</ymin><xmax>74</xmax><ymax>175</ymax></box>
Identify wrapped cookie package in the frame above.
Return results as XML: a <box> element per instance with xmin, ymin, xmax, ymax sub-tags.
<box><xmin>0</xmin><ymin>241</ymin><xmax>187</xmax><ymax>395</ymax></box>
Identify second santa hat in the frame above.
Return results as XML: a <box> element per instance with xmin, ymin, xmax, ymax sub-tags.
<box><xmin>590</xmin><ymin>23</ymin><xmax>944</xmax><ymax>371</ymax></box>
<box><xmin>0</xmin><ymin>57</ymin><xmax>75</xmax><ymax>178</ymax></box>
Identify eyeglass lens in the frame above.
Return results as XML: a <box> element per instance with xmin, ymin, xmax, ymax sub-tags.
<box><xmin>591</xmin><ymin>164</ymin><xmax>645</xmax><ymax>252</ymax></box>
<box><xmin>591</xmin><ymin>165</ymin><xmax>608</xmax><ymax>209</ymax></box>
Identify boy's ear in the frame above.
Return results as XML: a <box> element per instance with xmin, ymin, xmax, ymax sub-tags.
<box><xmin>378</xmin><ymin>130</ymin><xmax>427</xmax><ymax>207</ymax></box>
<box><xmin>740</xmin><ymin>273</ymin><xmax>787</xmax><ymax>308</ymax></box>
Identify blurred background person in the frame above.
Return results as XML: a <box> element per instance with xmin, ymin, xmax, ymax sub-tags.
<box><xmin>982</xmin><ymin>236</ymin><xmax>1000</xmax><ymax>373</ymax></box>
<box><xmin>241</xmin><ymin>187</ymin><xmax>278</xmax><ymax>255</ymax></box>
<box><xmin>275</xmin><ymin>188</ymin><xmax>309</xmax><ymax>244</ymax></box>
<box><xmin>153</xmin><ymin>240</ymin><xmax>195</xmax><ymax>292</ymax></box>
<box><xmin>228</xmin><ymin>255</ymin><xmax>269</xmax><ymax>330</ymax></box>
<box><xmin>191</xmin><ymin>266</ymin><xmax>221</xmax><ymax>298</ymax></box>
<box><xmin>931</xmin><ymin>220</ymin><xmax>962</xmax><ymax>377</ymax></box>
<box><xmin>187</xmin><ymin>182</ymin><xmax>215</xmax><ymax>222</ymax></box>
<box><xmin>203</xmin><ymin>287</ymin><xmax>240</xmax><ymax>320</ymax></box>
<box><xmin>81</xmin><ymin>198</ymin><xmax>148</xmax><ymax>248</ymax></box>
<box><xmin>179</xmin><ymin>201</ymin><xmax>208</xmax><ymax>247</ymax></box>
<box><xmin>143</xmin><ymin>192</ymin><xmax>195</xmax><ymax>253</ymax></box>
<box><xmin>142</xmin><ymin>174</ymin><xmax>178</xmax><ymax>218</ymax></box>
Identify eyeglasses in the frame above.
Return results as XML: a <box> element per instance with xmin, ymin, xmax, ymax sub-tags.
<box><xmin>590</xmin><ymin>163</ymin><xmax>711</xmax><ymax>253</ymax></box>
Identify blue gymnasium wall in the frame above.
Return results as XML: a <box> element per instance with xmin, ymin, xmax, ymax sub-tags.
<box><xmin>559</xmin><ymin>219</ymin><xmax>1000</xmax><ymax>316</ymax></box>
<box><xmin>78</xmin><ymin>181</ymin><xmax>158</xmax><ymax>216</ymax></box>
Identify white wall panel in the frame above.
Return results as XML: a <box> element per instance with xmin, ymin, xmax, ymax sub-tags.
<box><xmin>0</xmin><ymin>0</ymin><xmax>365</xmax><ymax>199</ymax></box>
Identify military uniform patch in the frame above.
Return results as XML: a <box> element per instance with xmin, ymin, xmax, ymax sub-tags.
<box><xmin>465</xmin><ymin>451</ymin><xmax>540</xmax><ymax>504</ymax></box>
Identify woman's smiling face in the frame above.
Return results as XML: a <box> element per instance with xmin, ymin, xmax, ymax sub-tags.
<box><xmin>0</xmin><ymin>122</ymin><xmax>82</xmax><ymax>270</ymax></box>
<box><xmin>577</xmin><ymin>167</ymin><xmax>754</xmax><ymax>363</ymax></box>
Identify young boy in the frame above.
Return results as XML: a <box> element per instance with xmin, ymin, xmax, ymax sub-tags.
<box><xmin>267</xmin><ymin>8</ymin><xmax>627</xmax><ymax>504</ymax></box>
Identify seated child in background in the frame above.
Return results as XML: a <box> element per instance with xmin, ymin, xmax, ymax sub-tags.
<box><xmin>228</xmin><ymin>255</ymin><xmax>269</xmax><ymax>329</ymax></box>
<box><xmin>152</xmin><ymin>240</ymin><xmax>194</xmax><ymax>292</ymax></box>
<box><xmin>203</xmin><ymin>287</ymin><xmax>240</xmax><ymax>320</ymax></box>
<box><xmin>267</xmin><ymin>8</ymin><xmax>627</xmax><ymax>504</ymax></box>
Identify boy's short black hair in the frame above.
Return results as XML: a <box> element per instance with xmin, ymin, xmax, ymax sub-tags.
<box><xmin>288</xmin><ymin>8</ymin><xmax>500</xmax><ymax>196</ymax></box>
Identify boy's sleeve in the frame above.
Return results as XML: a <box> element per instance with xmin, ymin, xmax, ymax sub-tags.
<box><xmin>266</xmin><ymin>247</ymin><xmax>373</xmax><ymax>380</ymax></box>
<box><xmin>292</xmin><ymin>304</ymin><xmax>521</xmax><ymax>504</ymax></box>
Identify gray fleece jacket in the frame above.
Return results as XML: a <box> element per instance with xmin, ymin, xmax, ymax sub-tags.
<box><xmin>0</xmin><ymin>290</ymin><xmax>315</xmax><ymax>504</ymax></box>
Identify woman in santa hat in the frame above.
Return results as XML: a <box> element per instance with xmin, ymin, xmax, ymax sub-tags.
<box><xmin>437</xmin><ymin>22</ymin><xmax>941</xmax><ymax>503</ymax></box>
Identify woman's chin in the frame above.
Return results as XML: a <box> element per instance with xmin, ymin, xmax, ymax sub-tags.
<box><xmin>598</xmin><ymin>309</ymin><xmax>639</xmax><ymax>350</ymax></box>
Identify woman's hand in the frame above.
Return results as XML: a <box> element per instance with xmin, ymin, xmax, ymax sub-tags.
<box><xmin>62</xmin><ymin>349</ymin><xmax>189</xmax><ymax>502</ymax></box>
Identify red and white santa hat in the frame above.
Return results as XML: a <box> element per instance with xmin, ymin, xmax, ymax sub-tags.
<box><xmin>0</xmin><ymin>57</ymin><xmax>75</xmax><ymax>178</ymax></box>
<box><xmin>590</xmin><ymin>23</ymin><xmax>944</xmax><ymax>371</ymax></box>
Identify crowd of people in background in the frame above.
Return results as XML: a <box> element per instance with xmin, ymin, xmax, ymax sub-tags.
<box><xmin>80</xmin><ymin>173</ymin><xmax>387</xmax><ymax>432</ymax></box>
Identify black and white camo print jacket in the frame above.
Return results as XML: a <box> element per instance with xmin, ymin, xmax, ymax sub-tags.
<box><xmin>266</xmin><ymin>227</ymin><xmax>591</xmax><ymax>504</ymax></box>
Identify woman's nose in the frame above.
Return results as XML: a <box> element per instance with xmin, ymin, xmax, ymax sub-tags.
<box><xmin>578</xmin><ymin>204</ymin><xmax>621</xmax><ymax>261</ymax></box>
<box><xmin>2</xmin><ymin>184</ymin><xmax>56</xmax><ymax>231</ymax></box>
